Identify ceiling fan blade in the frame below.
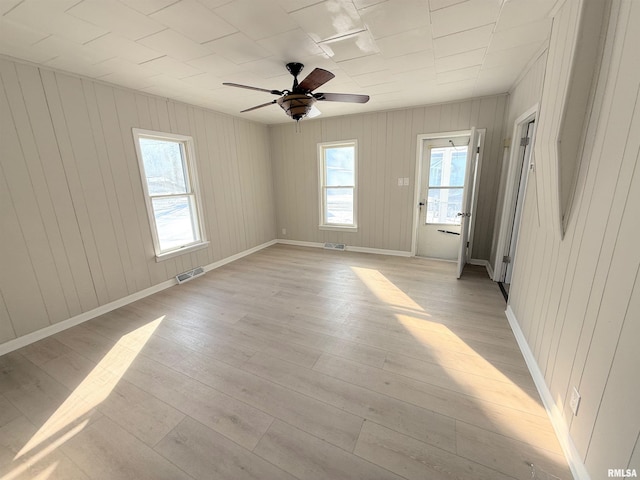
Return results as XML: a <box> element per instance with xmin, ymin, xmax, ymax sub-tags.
<box><xmin>314</xmin><ymin>92</ymin><xmax>370</xmax><ymax>103</ymax></box>
<box><xmin>307</xmin><ymin>104</ymin><xmax>322</xmax><ymax>118</ymax></box>
<box><xmin>240</xmin><ymin>100</ymin><xmax>277</xmax><ymax>113</ymax></box>
<box><xmin>297</xmin><ymin>68</ymin><xmax>335</xmax><ymax>93</ymax></box>
<box><xmin>223</xmin><ymin>82</ymin><xmax>283</xmax><ymax>95</ymax></box>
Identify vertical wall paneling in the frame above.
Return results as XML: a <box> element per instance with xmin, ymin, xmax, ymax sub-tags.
<box><xmin>0</xmin><ymin>58</ymin><xmax>275</xmax><ymax>346</ymax></box>
<box><xmin>507</xmin><ymin>0</ymin><xmax>639</xmax><ymax>477</ymax></box>
<box><xmin>270</xmin><ymin>96</ymin><xmax>507</xmax><ymax>256</ymax></box>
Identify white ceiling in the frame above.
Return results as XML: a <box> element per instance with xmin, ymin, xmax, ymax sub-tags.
<box><xmin>0</xmin><ymin>0</ymin><xmax>556</xmax><ymax>124</ymax></box>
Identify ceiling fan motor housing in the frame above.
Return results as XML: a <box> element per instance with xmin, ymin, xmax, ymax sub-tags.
<box><xmin>277</xmin><ymin>94</ymin><xmax>316</xmax><ymax>121</ymax></box>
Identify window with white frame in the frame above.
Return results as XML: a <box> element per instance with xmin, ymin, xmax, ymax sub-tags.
<box><xmin>426</xmin><ymin>146</ymin><xmax>467</xmax><ymax>225</ymax></box>
<box><xmin>318</xmin><ymin>140</ymin><xmax>357</xmax><ymax>230</ymax></box>
<box><xmin>133</xmin><ymin>129</ymin><xmax>207</xmax><ymax>260</ymax></box>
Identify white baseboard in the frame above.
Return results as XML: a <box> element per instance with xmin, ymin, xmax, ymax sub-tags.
<box><xmin>505</xmin><ymin>306</ymin><xmax>590</xmax><ymax>480</ymax></box>
<box><xmin>469</xmin><ymin>258</ymin><xmax>494</xmax><ymax>278</ymax></box>
<box><xmin>276</xmin><ymin>239</ymin><xmax>412</xmax><ymax>257</ymax></box>
<box><xmin>0</xmin><ymin>239</ymin><xmax>277</xmax><ymax>357</ymax></box>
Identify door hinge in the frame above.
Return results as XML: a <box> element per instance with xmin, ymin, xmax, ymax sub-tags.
<box><xmin>520</xmin><ymin>136</ymin><xmax>530</xmax><ymax>147</ymax></box>
<box><xmin>476</xmin><ymin>146</ymin><xmax>480</xmax><ymax>154</ymax></box>
<box><xmin>466</xmin><ymin>241</ymin><xmax>469</xmax><ymax>248</ymax></box>
<box><xmin>503</xmin><ymin>255</ymin><xmax>511</xmax><ymax>263</ymax></box>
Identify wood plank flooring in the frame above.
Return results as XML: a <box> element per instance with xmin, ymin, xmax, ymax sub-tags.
<box><xmin>0</xmin><ymin>245</ymin><xmax>572</xmax><ymax>479</ymax></box>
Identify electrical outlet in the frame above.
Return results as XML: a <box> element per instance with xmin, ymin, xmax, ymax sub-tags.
<box><xmin>282</xmin><ymin>228</ymin><xmax>286</xmax><ymax>235</ymax></box>
<box><xmin>570</xmin><ymin>387</ymin><xmax>581</xmax><ymax>416</ymax></box>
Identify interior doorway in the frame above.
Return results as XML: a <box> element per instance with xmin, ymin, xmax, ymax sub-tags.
<box><xmin>494</xmin><ymin>110</ymin><xmax>537</xmax><ymax>298</ymax></box>
<box><xmin>413</xmin><ymin>129</ymin><xmax>483</xmax><ymax>278</ymax></box>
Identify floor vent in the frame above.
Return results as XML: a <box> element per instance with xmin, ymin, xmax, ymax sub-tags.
<box><xmin>323</xmin><ymin>243</ymin><xmax>346</xmax><ymax>251</ymax></box>
<box><xmin>176</xmin><ymin>266</ymin><xmax>205</xmax><ymax>284</ymax></box>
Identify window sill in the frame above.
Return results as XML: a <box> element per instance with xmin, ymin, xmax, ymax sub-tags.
<box><xmin>319</xmin><ymin>225</ymin><xmax>358</xmax><ymax>232</ymax></box>
<box><xmin>155</xmin><ymin>241</ymin><xmax>210</xmax><ymax>262</ymax></box>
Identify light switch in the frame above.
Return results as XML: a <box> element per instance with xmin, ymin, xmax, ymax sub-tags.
<box><xmin>403</xmin><ymin>177</ymin><xmax>410</xmax><ymax>186</ymax></box>
<box><xmin>397</xmin><ymin>177</ymin><xmax>403</xmax><ymax>186</ymax></box>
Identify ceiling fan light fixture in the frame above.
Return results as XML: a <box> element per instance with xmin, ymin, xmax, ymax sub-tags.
<box><xmin>277</xmin><ymin>94</ymin><xmax>316</xmax><ymax>121</ymax></box>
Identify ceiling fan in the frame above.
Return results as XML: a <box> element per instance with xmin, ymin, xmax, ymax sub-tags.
<box><xmin>223</xmin><ymin>62</ymin><xmax>370</xmax><ymax>122</ymax></box>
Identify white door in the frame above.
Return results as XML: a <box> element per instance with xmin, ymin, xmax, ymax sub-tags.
<box><xmin>416</xmin><ymin>134</ymin><xmax>471</xmax><ymax>261</ymax></box>
<box><xmin>457</xmin><ymin>128</ymin><xmax>480</xmax><ymax>278</ymax></box>
<box><xmin>504</xmin><ymin>120</ymin><xmax>535</xmax><ymax>283</ymax></box>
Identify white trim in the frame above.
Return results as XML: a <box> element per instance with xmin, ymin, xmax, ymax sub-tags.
<box><xmin>132</xmin><ymin>128</ymin><xmax>207</xmax><ymax>260</ymax></box>
<box><xmin>0</xmin><ymin>240</ymin><xmax>277</xmax><ymax>357</ymax></box>
<box><xmin>505</xmin><ymin>306</ymin><xmax>591</xmax><ymax>480</ymax></box>
<box><xmin>317</xmin><ymin>139</ymin><xmax>358</xmax><ymax>230</ymax></box>
<box><xmin>276</xmin><ymin>239</ymin><xmax>411</xmax><ymax>257</ymax></box>
<box><xmin>469</xmin><ymin>258</ymin><xmax>494</xmax><ymax>278</ymax></box>
<box><xmin>492</xmin><ymin>106</ymin><xmax>538</xmax><ymax>281</ymax></box>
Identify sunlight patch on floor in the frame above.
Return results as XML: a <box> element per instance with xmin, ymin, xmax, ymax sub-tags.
<box><xmin>3</xmin><ymin>316</ymin><xmax>164</xmax><ymax>480</ymax></box>
<box><xmin>350</xmin><ymin>266</ymin><xmax>559</xmax><ymax>451</ymax></box>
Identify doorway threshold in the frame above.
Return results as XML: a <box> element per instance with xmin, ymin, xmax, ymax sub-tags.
<box><xmin>498</xmin><ymin>282</ymin><xmax>509</xmax><ymax>302</ymax></box>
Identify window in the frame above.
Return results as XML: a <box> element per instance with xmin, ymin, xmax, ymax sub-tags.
<box><xmin>426</xmin><ymin>146</ymin><xmax>467</xmax><ymax>224</ymax></box>
<box><xmin>318</xmin><ymin>140</ymin><xmax>357</xmax><ymax>230</ymax></box>
<box><xmin>133</xmin><ymin>129</ymin><xmax>207</xmax><ymax>260</ymax></box>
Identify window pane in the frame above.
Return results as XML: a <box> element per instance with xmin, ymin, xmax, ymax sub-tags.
<box><xmin>426</xmin><ymin>188</ymin><xmax>463</xmax><ymax>224</ymax></box>
<box><xmin>152</xmin><ymin>196</ymin><xmax>198</xmax><ymax>251</ymax></box>
<box><xmin>428</xmin><ymin>150</ymin><xmax>444</xmax><ymax>187</ymax></box>
<box><xmin>325</xmin><ymin>147</ymin><xmax>354</xmax><ymax>186</ymax></box>
<box><xmin>325</xmin><ymin>188</ymin><xmax>353</xmax><ymax>225</ymax></box>
<box><xmin>450</xmin><ymin>151</ymin><xmax>467</xmax><ymax>186</ymax></box>
<box><xmin>139</xmin><ymin>138</ymin><xmax>188</xmax><ymax>195</ymax></box>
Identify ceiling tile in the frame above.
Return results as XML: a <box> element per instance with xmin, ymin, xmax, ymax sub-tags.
<box><xmin>67</xmin><ymin>0</ymin><xmax>165</xmax><ymax>41</ymax></box>
<box><xmin>435</xmin><ymin>47</ymin><xmax>485</xmax><ymax>73</ymax></box>
<box><xmin>215</xmin><ymin>1</ymin><xmax>297</xmax><ymax>40</ymax></box>
<box><xmin>376</xmin><ymin>26</ymin><xmax>432</xmax><ymax>57</ymax></box>
<box><xmin>6</xmin><ymin>1</ymin><xmax>109</xmax><ymax>44</ymax></box>
<box><xmin>276</xmin><ymin>0</ymin><xmax>322</xmax><ymax>14</ymax></box>
<box><xmin>352</xmin><ymin>69</ymin><xmax>394</xmax><ymax>87</ymax></box>
<box><xmin>319</xmin><ymin>30</ymin><xmax>379</xmax><ymax>62</ymax></box>
<box><xmin>495</xmin><ymin>0</ymin><xmax>557</xmax><ymax>32</ymax></box>
<box><xmin>428</xmin><ymin>0</ymin><xmax>465</xmax><ymax>11</ymax></box>
<box><xmin>483</xmin><ymin>42</ymin><xmax>543</xmax><ymax>70</ymax></box>
<box><xmin>430</xmin><ymin>0</ymin><xmax>500</xmax><ymax>38</ymax></box>
<box><xmin>84</xmin><ymin>33</ymin><xmax>162</xmax><ymax>65</ymax></box>
<box><xmin>182</xmin><ymin>72</ymin><xmax>225</xmax><ymax>89</ymax></box>
<box><xmin>186</xmin><ymin>53</ymin><xmax>246</xmax><ymax>75</ymax></box>
<box><xmin>436</xmin><ymin>65</ymin><xmax>480</xmax><ymax>84</ymax></box>
<box><xmin>151</xmin><ymin>0</ymin><xmax>237</xmax><ymax>44</ymax></box>
<box><xmin>433</xmin><ymin>24</ymin><xmax>493</xmax><ymax>58</ymax></box>
<box><xmin>204</xmin><ymin>32</ymin><xmax>270</xmax><ymax>64</ymax></box>
<box><xmin>290</xmin><ymin>1</ymin><xmax>364</xmax><ymax>42</ymax></box>
<box><xmin>119</xmin><ymin>0</ymin><xmax>181</xmax><ymax>15</ymax></box>
<box><xmin>0</xmin><ymin>0</ymin><xmax>22</xmax><ymax>15</ymax></box>
<box><xmin>359</xmin><ymin>0</ymin><xmax>431</xmax><ymax>39</ymax></box>
<box><xmin>30</xmin><ymin>35</ymin><xmax>115</xmax><ymax>66</ymax></box>
<box><xmin>489</xmin><ymin>19</ymin><xmax>552</xmax><ymax>52</ymax></box>
<box><xmin>0</xmin><ymin>17</ymin><xmax>49</xmax><ymax>47</ymax></box>
<box><xmin>137</xmin><ymin>29</ymin><xmax>212</xmax><ymax>61</ymax></box>
<box><xmin>385</xmin><ymin>50</ymin><xmax>436</xmax><ymax>73</ymax></box>
<box><xmin>336</xmin><ymin>53</ymin><xmax>387</xmax><ymax>76</ymax></box>
<box><xmin>257</xmin><ymin>29</ymin><xmax>324</xmax><ymax>58</ymax></box>
<box><xmin>140</xmin><ymin>55</ymin><xmax>203</xmax><ymax>79</ymax></box>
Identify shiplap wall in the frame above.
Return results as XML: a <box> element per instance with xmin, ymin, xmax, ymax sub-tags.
<box><xmin>489</xmin><ymin>50</ymin><xmax>548</xmax><ymax>269</ymax></box>
<box><xmin>508</xmin><ymin>0</ymin><xmax>640</xmax><ymax>477</ymax></box>
<box><xmin>269</xmin><ymin>96</ymin><xmax>508</xmax><ymax>258</ymax></box>
<box><xmin>0</xmin><ymin>57</ymin><xmax>275</xmax><ymax>345</ymax></box>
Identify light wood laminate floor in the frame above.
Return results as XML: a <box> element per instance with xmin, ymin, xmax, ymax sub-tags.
<box><xmin>0</xmin><ymin>245</ymin><xmax>572</xmax><ymax>479</ymax></box>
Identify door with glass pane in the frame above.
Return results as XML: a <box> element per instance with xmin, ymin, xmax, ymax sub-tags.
<box><xmin>416</xmin><ymin>137</ymin><xmax>469</xmax><ymax>260</ymax></box>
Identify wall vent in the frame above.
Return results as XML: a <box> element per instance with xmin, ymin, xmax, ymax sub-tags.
<box><xmin>323</xmin><ymin>243</ymin><xmax>346</xmax><ymax>251</ymax></box>
<box><xmin>176</xmin><ymin>266</ymin><xmax>205</xmax><ymax>284</ymax></box>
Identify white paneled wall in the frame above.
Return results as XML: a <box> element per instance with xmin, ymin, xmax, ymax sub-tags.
<box><xmin>508</xmin><ymin>0</ymin><xmax>640</xmax><ymax>477</ymax></box>
<box><xmin>0</xmin><ymin>57</ymin><xmax>275</xmax><ymax>344</ymax></box>
<box><xmin>270</xmin><ymin>96</ymin><xmax>508</xmax><ymax>258</ymax></box>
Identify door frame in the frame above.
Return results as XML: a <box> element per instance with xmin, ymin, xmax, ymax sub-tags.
<box><xmin>411</xmin><ymin>129</ymin><xmax>484</xmax><ymax>258</ymax></box>
<box><xmin>492</xmin><ymin>105</ymin><xmax>538</xmax><ymax>282</ymax></box>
